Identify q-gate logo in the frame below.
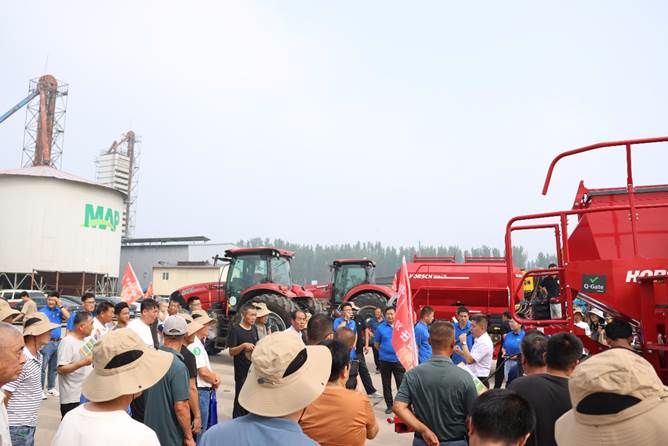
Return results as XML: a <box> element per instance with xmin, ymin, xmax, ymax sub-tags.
<box><xmin>83</xmin><ymin>203</ymin><xmax>120</xmax><ymax>232</ymax></box>
<box><xmin>582</xmin><ymin>275</ymin><xmax>606</xmax><ymax>293</ymax></box>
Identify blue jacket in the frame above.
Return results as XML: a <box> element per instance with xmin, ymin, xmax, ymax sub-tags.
<box><xmin>452</xmin><ymin>320</ymin><xmax>474</xmax><ymax>364</ymax></box>
<box><xmin>374</xmin><ymin>321</ymin><xmax>399</xmax><ymax>363</ymax></box>
<box><xmin>414</xmin><ymin>321</ymin><xmax>432</xmax><ymax>363</ymax></box>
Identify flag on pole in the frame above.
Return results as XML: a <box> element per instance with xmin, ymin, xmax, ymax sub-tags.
<box><xmin>120</xmin><ymin>262</ymin><xmax>143</xmax><ymax>304</ymax></box>
<box><xmin>392</xmin><ymin>256</ymin><xmax>418</xmax><ymax>370</ymax></box>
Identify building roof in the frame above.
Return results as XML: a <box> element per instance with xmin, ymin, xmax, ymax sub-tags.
<box><xmin>0</xmin><ymin>165</ymin><xmax>125</xmax><ymax>196</ymax></box>
<box><xmin>122</xmin><ymin>236</ymin><xmax>211</xmax><ymax>245</ymax></box>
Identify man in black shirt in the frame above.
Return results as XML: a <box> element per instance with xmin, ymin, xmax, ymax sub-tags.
<box><xmin>351</xmin><ymin>315</ymin><xmax>382</xmax><ymax>399</ymax></box>
<box><xmin>227</xmin><ymin>304</ymin><xmax>258</xmax><ymax>418</ymax></box>
<box><xmin>508</xmin><ymin>332</ymin><xmax>582</xmax><ymax>446</ymax></box>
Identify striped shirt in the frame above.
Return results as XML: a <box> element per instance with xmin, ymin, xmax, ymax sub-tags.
<box><xmin>1</xmin><ymin>347</ymin><xmax>43</xmax><ymax>427</ymax></box>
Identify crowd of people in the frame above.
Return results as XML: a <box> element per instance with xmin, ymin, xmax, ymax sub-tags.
<box><xmin>2</xmin><ymin>291</ymin><xmax>668</xmax><ymax>446</ymax></box>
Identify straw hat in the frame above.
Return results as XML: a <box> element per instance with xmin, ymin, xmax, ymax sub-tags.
<box><xmin>23</xmin><ymin>312</ymin><xmax>59</xmax><ymax>337</ymax></box>
<box><xmin>179</xmin><ymin>313</ymin><xmax>205</xmax><ymax>336</ymax></box>
<box><xmin>239</xmin><ymin>330</ymin><xmax>331</xmax><ymax>417</ymax></box>
<box><xmin>253</xmin><ymin>302</ymin><xmax>271</xmax><ymax>318</ymax></box>
<box><xmin>82</xmin><ymin>328</ymin><xmax>173</xmax><ymax>402</ymax></box>
<box><xmin>0</xmin><ymin>300</ymin><xmax>20</xmax><ymax>322</ymax></box>
<box><xmin>190</xmin><ymin>309</ymin><xmax>215</xmax><ymax>325</ymax></box>
<box><xmin>555</xmin><ymin>348</ymin><xmax>668</xmax><ymax>445</ymax></box>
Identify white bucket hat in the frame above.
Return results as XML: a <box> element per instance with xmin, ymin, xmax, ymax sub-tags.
<box><xmin>82</xmin><ymin>328</ymin><xmax>173</xmax><ymax>402</ymax></box>
<box><xmin>239</xmin><ymin>330</ymin><xmax>331</xmax><ymax>417</ymax></box>
<box><xmin>556</xmin><ymin>348</ymin><xmax>668</xmax><ymax>445</ymax></box>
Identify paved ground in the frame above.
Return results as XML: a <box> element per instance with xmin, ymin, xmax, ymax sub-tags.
<box><xmin>35</xmin><ymin>349</ymin><xmax>413</xmax><ymax>446</ymax></box>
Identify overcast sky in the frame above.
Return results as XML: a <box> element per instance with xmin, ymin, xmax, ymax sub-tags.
<box><xmin>2</xmin><ymin>1</ymin><xmax>667</xmax><ymax>257</ymax></box>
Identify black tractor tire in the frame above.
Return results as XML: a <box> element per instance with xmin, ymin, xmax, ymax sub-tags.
<box><xmin>300</xmin><ymin>297</ymin><xmax>330</xmax><ymax>316</ymax></box>
<box><xmin>249</xmin><ymin>293</ymin><xmax>298</xmax><ymax>332</ymax></box>
<box><xmin>352</xmin><ymin>292</ymin><xmax>388</xmax><ymax>324</ymax></box>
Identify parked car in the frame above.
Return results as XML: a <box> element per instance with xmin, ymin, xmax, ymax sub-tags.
<box><xmin>0</xmin><ymin>289</ymin><xmax>46</xmax><ymax>309</ymax></box>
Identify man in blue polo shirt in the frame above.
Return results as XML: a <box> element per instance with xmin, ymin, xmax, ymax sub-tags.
<box><xmin>373</xmin><ymin>306</ymin><xmax>405</xmax><ymax>414</ymax></box>
<box><xmin>500</xmin><ymin>318</ymin><xmax>525</xmax><ymax>387</ymax></box>
<box><xmin>40</xmin><ymin>291</ymin><xmax>70</xmax><ymax>397</ymax></box>
<box><xmin>452</xmin><ymin>306</ymin><xmax>473</xmax><ymax>365</ymax></box>
<box><xmin>66</xmin><ymin>293</ymin><xmax>96</xmax><ymax>331</ymax></box>
<box><xmin>414</xmin><ymin>306</ymin><xmax>434</xmax><ymax>364</ymax></box>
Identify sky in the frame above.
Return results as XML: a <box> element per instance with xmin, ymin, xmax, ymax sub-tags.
<box><xmin>2</xmin><ymin>1</ymin><xmax>668</xmax><ymax>257</ymax></box>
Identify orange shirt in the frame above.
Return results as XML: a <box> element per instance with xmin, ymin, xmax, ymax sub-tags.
<box><xmin>300</xmin><ymin>385</ymin><xmax>377</xmax><ymax>446</ymax></box>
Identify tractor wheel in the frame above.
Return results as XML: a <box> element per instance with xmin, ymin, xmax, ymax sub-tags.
<box><xmin>352</xmin><ymin>292</ymin><xmax>388</xmax><ymax>325</ymax></box>
<box><xmin>301</xmin><ymin>297</ymin><xmax>330</xmax><ymax>316</ymax></box>
<box><xmin>249</xmin><ymin>294</ymin><xmax>297</xmax><ymax>333</ymax></box>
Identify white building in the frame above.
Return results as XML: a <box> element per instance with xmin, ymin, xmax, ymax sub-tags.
<box><xmin>0</xmin><ymin>166</ymin><xmax>125</xmax><ymax>294</ymax></box>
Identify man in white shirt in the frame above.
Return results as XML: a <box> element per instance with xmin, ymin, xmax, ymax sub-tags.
<box><xmin>454</xmin><ymin>314</ymin><xmax>493</xmax><ymax>387</ymax></box>
<box><xmin>128</xmin><ymin>299</ymin><xmax>159</xmax><ymax>349</ymax></box>
<box><xmin>0</xmin><ymin>322</ymin><xmax>26</xmax><ymax>446</ymax></box>
<box><xmin>57</xmin><ymin>312</ymin><xmax>94</xmax><ymax>417</ymax></box>
<box><xmin>285</xmin><ymin>309</ymin><xmax>307</xmax><ymax>341</ymax></box>
<box><xmin>52</xmin><ymin>329</ymin><xmax>174</xmax><ymax>446</ymax></box>
<box><xmin>188</xmin><ymin>311</ymin><xmax>221</xmax><ymax>438</ymax></box>
<box><xmin>92</xmin><ymin>301</ymin><xmax>115</xmax><ymax>340</ymax></box>
<box><xmin>127</xmin><ymin>298</ymin><xmax>159</xmax><ymax>423</ymax></box>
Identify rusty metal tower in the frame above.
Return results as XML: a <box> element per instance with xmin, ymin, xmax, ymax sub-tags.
<box><xmin>21</xmin><ymin>75</ymin><xmax>69</xmax><ymax>168</ymax></box>
<box><xmin>95</xmin><ymin>131</ymin><xmax>140</xmax><ymax>237</ymax></box>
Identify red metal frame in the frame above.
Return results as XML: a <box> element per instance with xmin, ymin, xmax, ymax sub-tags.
<box><xmin>505</xmin><ymin>137</ymin><xmax>668</xmax><ymax>381</ymax></box>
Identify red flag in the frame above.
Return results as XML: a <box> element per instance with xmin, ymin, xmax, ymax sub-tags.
<box><xmin>144</xmin><ymin>282</ymin><xmax>154</xmax><ymax>298</ymax></box>
<box><xmin>120</xmin><ymin>263</ymin><xmax>143</xmax><ymax>304</ymax></box>
<box><xmin>392</xmin><ymin>256</ymin><xmax>418</xmax><ymax>370</ymax></box>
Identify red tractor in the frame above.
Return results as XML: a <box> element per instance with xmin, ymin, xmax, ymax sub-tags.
<box><xmin>505</xmin><ymin>136</ymin><xmax>668</xmax><ymax>383</ymax></box>
<box><xmin>405</xmin><ymin>255</ymin><xmax>523</xmax><ymax>334</ymax></box>
<box><xmin>307</xmin><ymin>259</ymin><xmax>394</xmax><ymax>319</ymax></box>
<box><xmin>179</xmin><ymin>247</ymin><xmax>318</xmax><ymax>353</ymax></box>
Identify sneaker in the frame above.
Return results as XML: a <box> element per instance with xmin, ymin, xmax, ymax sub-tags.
<box><xmin>384</xmin><ymin>407</ymin><xmax>393</xmax><ymax>414</ymax></box>
<box><xmin>47</xmin><ymin>388</ymin><xmax>59</xmax><ymax>397</ymax></box>
<box><xmin>42</xmin><ymin>391</ymin><xmax>47</xmax><ymax>400</ymax></box>
<box><xmin>368</xmin><ymin>392</ymin><xmax>383</xmax><ymax>400</ymax></box>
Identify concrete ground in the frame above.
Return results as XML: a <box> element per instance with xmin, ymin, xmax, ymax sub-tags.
<box><xmin>35</xmin><ymin>349</ymin><xmax>413</xmax><ymax>446</ymax></box>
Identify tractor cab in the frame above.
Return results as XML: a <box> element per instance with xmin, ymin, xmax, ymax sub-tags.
<box><xmin>331</xmin><ymin>259</ymin><xmax>376</xmax><ymax>304</ymax></box>
<box><xmin>224</xmin><ymin>247</ymin><xmax>294</xmax><ymax>308</ymax></box>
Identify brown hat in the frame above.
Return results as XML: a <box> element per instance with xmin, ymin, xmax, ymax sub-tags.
<box><xmin>0</xmin><ymin>300</ymin><xmax>20</xmax><ymax>322</ymax></box>
<box><xmin>179</xmin><ymin>313</ymin><xmax>205</xmax><ymax>337</ymax></box>
<box><xmin>253</xmin><ymin>302</ymin><xmax>271</xmax><ymax>318</ymax></box>
<box><xmin>239</xmin><ymin>330</ymin><xmax>331</xmax><ymax>417</ymax></box>
<box><xmin>191</xmin><ymin>310</ymin><xmax>215</xmax><ymax>326</ymax></box>
<box><xmin>555</xmin><ymin>348</ymin><xmax>668</xmax><ymax>445</ymax></box>
<box><xmin>82</xmin><ymin>328</ymin><xmax>173</xmax><ymax>402</ymax></box>
<box><xmin>22</xmin><ymin>312</ymin><xmax>59</xmax><ymax>337</ymax></box>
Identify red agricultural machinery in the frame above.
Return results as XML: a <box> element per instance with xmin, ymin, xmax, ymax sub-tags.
<box><xmin>505</xmin><ymin>136</ymin><xmax>668</xmax><ymax>383</ymax></box>
<box><xmin>179</xmin><ymin>247</ymin><xmax>318</xmax><ymax>353</ymax></box>
<box><xmin>306</xmin><ymin>259</ymin><xmax>394</xmax><ymax>320</ymax></box>
<box><xmin>406</xmin><ymin>255</ymin><xmax>523</xmax><ymax>334</ymax></box>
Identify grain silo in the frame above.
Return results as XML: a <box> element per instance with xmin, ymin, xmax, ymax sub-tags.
<box><xmin>0</xmin><ymin>166</ymin><xmax>125</xmax><ymax>294</ymax></box>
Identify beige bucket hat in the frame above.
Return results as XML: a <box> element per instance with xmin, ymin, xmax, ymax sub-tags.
<box><xmin>0</xmin><ymin>299</ymin><xmax>20</xmax><ymax>322</ymax></box>
<box><xmin>191</xmin><ymin>309</ymin><xmax>215</xmax><ymax>325</ymax></box>
<box><xmin>23</xmin><ymin>312</ymin><xmax>59</xmax><ymax>336</ymax></box>
<box><xmin>239</xmin><ymin>330</ymin><xmax>331</xmax><ymax>417</ymax></box>
<box><xmin>179</xmin><ymin>313</ymin><xmax>205</xmax><ymax>336</ymax></box>
<box><xmin>253</xmin><ymin>302</ymin><xmax>271</xmax><ymax>318</ymax></box>
<box><xmin>555</xmin><ymin>348</ymin><xmax>668</xmax><ymax>445</ymax></box>
<box><xmin>82</xmin><ymin>328</ymin><xmax>173</xmax><ymax>402</ymax></box>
